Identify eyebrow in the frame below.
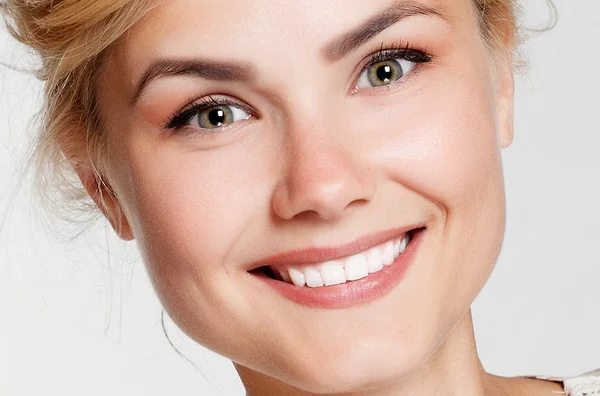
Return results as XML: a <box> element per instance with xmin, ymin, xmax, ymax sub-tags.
<box><xmin>322</xmin><ymin>0</ymin><xmax>448</xmax><ymax>62</ymax></box>
<box><xmin>131</xmin><ymin>59</ymin><xmax>256</xmax><ymax>105</ymax></box>
<box><xmin>131</xmin><ymin>1</ymin><xmax>445</xmax><ymax>105</ymax></box>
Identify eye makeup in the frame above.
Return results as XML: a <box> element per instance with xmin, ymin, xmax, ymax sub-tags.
<box><xmin>162</xmin><ymin>95</ymin><xmax>256</xmax><ymax>132</ymax></box>
<box><xmin>162</xmin><ymin>40</ymin><xmax>434</xmax><ymax>135</ymax></box>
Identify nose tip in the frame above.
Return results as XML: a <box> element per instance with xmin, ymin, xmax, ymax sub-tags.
<box><xmin>272</xmin><ymin>177</ymin><xmax>370</xmax><ymax>221</ymax></box>
<box><xmin>270</xmin><ymin>146</ymin><xmax>376</xmax><ymax>221</ymax></box>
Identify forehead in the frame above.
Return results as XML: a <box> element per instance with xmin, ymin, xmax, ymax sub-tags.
<box><xmin>117</xmin><ymin>0</ymin><xmax>471</xmax><ymax>57</ymax></box>
<box><xmin>108</xmin><ymin>0</ymin><xmax>474</xmax><ymax>100</ymax></box>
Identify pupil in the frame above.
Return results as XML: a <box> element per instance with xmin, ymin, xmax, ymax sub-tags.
<box><xmin>376</xmin><ymin>64</ymin><xmax>394</xmax><ymax>82</ymax></box>
<box><xmin>208</xmin><ymin>108</ymin><xmax>226</xmax><ymax>126</ymax></box>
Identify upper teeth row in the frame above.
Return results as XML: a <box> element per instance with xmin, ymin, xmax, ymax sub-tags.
<box><xmin>273</xmin><ymin>234</ymin><xmax>411</xmax><ymax>288</ymax></box>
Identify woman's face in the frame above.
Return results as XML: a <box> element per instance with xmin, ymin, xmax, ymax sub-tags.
<box><xmin>96</xmin><ymin>0</ymin><xmax>514</xmax><ymax>393</ymax></box>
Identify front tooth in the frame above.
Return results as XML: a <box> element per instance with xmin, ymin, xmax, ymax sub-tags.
<box><xmin>382</xmin><ymin>241</ymin><xmax>395</xmax><ymax>265</ymax></box>
<box><xmin>393</xmin><ymin>239</ymin><xmax>401</xmax><ymax>257</ymax></box>
<box><xmin>320</xmin><ymin>261</ymin><xmax>346</xmax><ymax>286</ymax></box>
<box><xmin>344</xmin><ymin>254</ymin><xmax>369</xmax><ymax>281</ymax></box>
<box><xmin>289</xmin><ymin>268</ymin><xmax>306</xmax><ymax>287</ymax></box>
<box><xmin>398</xmin><ymin>235</ymin><xmax>409</xmax><ymax>254</ymax></box>
<box><xmin>366</xmin><ymin>247</ymin><xmax>384</xmax><ymax>273</ymax></box>
<box><xmin>304</xmin><ymin>267</ymin><xmax>325</xmax><ymax>288</ymax></box>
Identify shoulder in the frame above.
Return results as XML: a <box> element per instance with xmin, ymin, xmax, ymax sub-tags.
<box><xmin>491</xmin><ymin>369</ymin><xmax>600</xmax><ymax>396</ymax></box>
<box><xmin>533</xmin><ymin>369</ymin><xmax>600</xmax><ymax>396</ymax></box>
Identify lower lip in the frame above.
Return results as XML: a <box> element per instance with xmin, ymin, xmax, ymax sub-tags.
<box><xmin>251</xmin><ymin>229</ymin><xmax>424</xmax><ymax>309</ymax></box>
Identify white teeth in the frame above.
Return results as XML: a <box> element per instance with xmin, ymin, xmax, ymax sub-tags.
<box><xmin>272</xmin><ymin>233</ymin><xmax>412</xmax><ymax>288</ymax></box>
<box><xmin>366</xmin><ymin>248</ymin><xmax>384</xmax><ymax>274</ymax></box>
<box><xmin>321</xmin><ymin>261</ymin><xmax>346</xmax><ymax>286</ymax></box>
<box><xmin>289</xmin><ymin>268</ymin><xmax>306</xmax><ymax>287</ymax></box>
<box><xmin>382</xmin><ymin>241</ymin><xmax>395</xmax><ymax>266</ymax></box>
<box><xmin>393</xmin><ymin>239</ymin><xmax>401</xmax><ymax>256</ymax></box>
<box><xmin>398</xmin><ymin>236</ymin><xmax>408</xmax><ymax>254</ymax></box>
<box><xmin>344</xmin><ymin>254</ymin><xmax>369</xmax><ymax>281</ymax></box>
<box><xmin>305</xmin><ymin>266</ymin><xmax>325</xmax><ymax>288</ymax></box>
<box><xmin>278</xmin><ymin>269</ymin><xmax>291</xmax><ymax>283</ymax></box>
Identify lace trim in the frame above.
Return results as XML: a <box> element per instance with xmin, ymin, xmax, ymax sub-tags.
<box><xmin>536</xmin><ymin>369</ymin><xmax>600</xmax><ymax>396</ymax></box>
<box><xmin>564</xmin><ymin>369</ymin><xmax>600</xmax><ymax>396</ymax></box>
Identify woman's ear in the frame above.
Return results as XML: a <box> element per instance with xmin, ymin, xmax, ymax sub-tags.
<box><xmin>492</xmin><ymin>25</ymin><xmax>516</xmax><ymax>149</ymax></box>
<box><xmin>480</xmin><ymin>1</ymin><xmax>516</xmax><ymax>149</ymax></box>
<box><xmin>497</xmin><ymin>62</ymin><xmax>515</xmax><ymax>149</ymax></box>
<box><xmin>74</xmin><ymin>163</ymin><xmax>135</xmax><ymax>241</ymax></box>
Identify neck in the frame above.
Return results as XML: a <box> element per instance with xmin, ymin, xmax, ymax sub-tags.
<box><xmin>237</xmin><ymin>310</ymin><xmax>495</xmax><ymax>396</ymax></box>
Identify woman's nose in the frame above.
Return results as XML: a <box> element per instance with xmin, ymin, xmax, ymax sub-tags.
<box><xmin>271</xmin><ymin>124</ymin><xmax>377</xmax><ymax>221</ymax></box>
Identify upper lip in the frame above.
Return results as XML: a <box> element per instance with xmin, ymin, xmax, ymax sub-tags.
<box><xmin>247</xmin><ymin>225</ymin><xmax>424</xmax><ymax>271</ymax></box>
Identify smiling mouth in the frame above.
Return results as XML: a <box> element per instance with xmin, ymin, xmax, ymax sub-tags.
<box><xmin>251</xmin><ymin>228</ymin><xmax>421</xmax><ymax>288</ymax></box>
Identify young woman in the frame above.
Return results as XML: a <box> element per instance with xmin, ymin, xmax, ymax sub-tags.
<box><xmin>1</xmin><ymin>0</ymin><xmax>598</xmax><ymax>395</ymax></box>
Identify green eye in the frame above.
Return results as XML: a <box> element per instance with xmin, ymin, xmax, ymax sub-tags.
<box><xmin>192</xmin><ymin>105</ymin><xmax>250</xmax><ymax>129</ymax></box>
<box><xmin>357</xmin><ymin>58</ymin><xmax>418</xmax><ymax>89</ymax></box>
<box><xmin>199</xmin><ymin>106</ymin><xmax>233</xmax><ymax>129</ymax></box>
<box><xmin>369</xmin><ymin>60</ymin><xmax>404</xmax><ymax>86</ymax></box>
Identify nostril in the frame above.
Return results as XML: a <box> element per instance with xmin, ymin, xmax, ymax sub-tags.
<box><xmin>270</xmin><ymin>150</ymin><xmax>377</xmax><ymax>221</ymax></box>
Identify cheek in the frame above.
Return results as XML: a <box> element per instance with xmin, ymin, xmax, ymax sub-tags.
<box><xmin>122</xmin><ymin>131</ymin><xmax>276</xmax><ymax>254</ymax></box>
<box><xmin>108</xmin><ymin>131</ymin><xmax>282</xmax><ymax>351</ymax></box>
<box><xmin>360</xmin><ymin>62</ymin><xmax>503</xmax><ymax>209</ymax></box>
<box><xmin>415</xmin><ymin>67</ymin><xmax>506</xmax><ymax>301</ymax></box>
<box><xmin>354</xmin><ymin>55</ymin><xmax>506</xmax><ymax>304</ymax></box>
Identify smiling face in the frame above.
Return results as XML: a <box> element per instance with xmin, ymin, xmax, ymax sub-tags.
<box><xmin>94</xmin><ymin>0</ymin><xmax>514</xmax><ymax>393</ymax></box>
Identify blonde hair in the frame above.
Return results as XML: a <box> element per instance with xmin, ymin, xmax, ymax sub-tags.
<box><xmin>1</xmin><ymin>0</ymin><xmax>522</xmax><ymax>223</ymax></box>
<box><xmin>2</xmin><ymin>0</ymin><xmax>158</xmax><ymax>222</ymax></box>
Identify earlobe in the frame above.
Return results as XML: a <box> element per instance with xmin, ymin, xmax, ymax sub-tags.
<box><xmin>75</xmin><ymin>164</ymin><xmax>135</xmax><ymax>241</ymax></box>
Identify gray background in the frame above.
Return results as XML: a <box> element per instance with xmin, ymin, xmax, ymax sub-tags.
<box><xmin>1</xmin><ymin>0</ymin><xmax>598</xmax><ymax>394</ymax></box>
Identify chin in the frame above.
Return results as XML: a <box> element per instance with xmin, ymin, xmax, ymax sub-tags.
<box><xmin>271</xmin><ymin>328</ymin><xmax>435</xmax><ymax>394</ymax></box>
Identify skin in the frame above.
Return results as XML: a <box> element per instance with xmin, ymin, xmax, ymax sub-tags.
<box><xmin>78</xmin><ymin>0</ymin><xmax>564</xmax><ymax>394</ymax></box>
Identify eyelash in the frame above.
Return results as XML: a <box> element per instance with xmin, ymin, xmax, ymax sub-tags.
<box><xmin>356</xmin><ymin>40</ymin><xmax>433</xmax><ymax>86</ymax></box>
<box><xmin>163</xmin><ymin>41</ymin><xmax>433</xmax><ymax>131</ymax></box>
<box><xmin>163</xmin><ymin>96</ymin><xmax>249</xmax><ymax>130</ymax></box>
